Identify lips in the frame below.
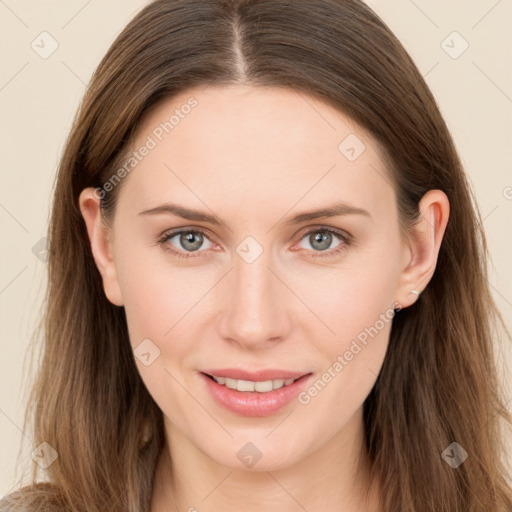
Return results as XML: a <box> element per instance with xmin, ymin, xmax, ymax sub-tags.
<box><xmin>199</xmin><ymin>369</ymin><xmax>314</xmax><ymax>416</ymax></box>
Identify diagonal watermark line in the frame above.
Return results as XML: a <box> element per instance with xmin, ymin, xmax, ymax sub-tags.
<box><xmin>474</xmin><ymin>204</ymin><xmax>499</xmax><ymax>236</ymax></box>
<box><xmin>489</xmin><ymin>282</ymin><xmax>512</xmax><ymax>310</ymax></box>
<box><xmin>481</xmin><ymin>204</ymin><xmax>500</xmax><ymax>224</ymax></box>
<box><xmin>164</xmin><ymin>163</ymin><xmax>233</xmax><ymax>234</ymax></box>
<box><xmin>200</xmin><ymin>470</ymin><xmax>234</xmax><ymax>502</ymax></box>
<box><xmin>415</xmin><ymin>208</ymin><xmax>436</xmax><ymax>231</ymax></box>
<box><xmin>266</xmin><ymin>164</ymin><xmax>336</xmax><ymax>234</ymax></box>
<box><xmin>61</xmin><ymin>61</ymin><xmax>87</xmax><ymax>87</ymax></box>
<box><xmin>297</xmin><ymin>91</ymin><xmax>337</xmax><ymax>131</ymax></box>
<box><xmin>423</xmin><ymin>61</ymin><xmax>439</xmax><ymax>79</ymax></box>
<box><xmin>265</xmin><ymin>410</ymin><xmax>295</xmax><ymax>438</ymax></box>
<box><xmin>61</xmin><ymin>0</ymin><xmax>93</xmax><ymax>29</ymax></box>
<box><xmin>368</xmin><ymin>162</ymin><xmax>394</xmax><ymax>190</ymax></box>
<box><xmin>1</xmin><ymin>467</ymin><xmax>32</xmax><ymax>501</ymax></box>
<box><xmin>468</xmin><ymin>393</ymin><xmax>512</xmax><ymax>463</ymax></box>
<box><xmin>471</xmin><ymin>61</ymin><xmax>512</xmax><ymax>105</ymax></box>
<box><xmin>0</xmin><ymin>266</ymin><xmax>28</xmax><ymax>295</ymax></box>
<box><xmin>0</xmin><ymin>203</ymin><xmax>29</xmax><ymax>233</ymax></box>
<box><xmin>409</xmin><ymin>271</ymin><xmax>435</xmax><ymax>298</ymax></box>
<box><xmin>0</xmin><ymin>0</ymin><xmax>29</xmax><ymax>28</ymax></box>
<box><xmin>266</xmin><ymin>265</ymin><xmax>336</xmax><ymax>335</ymax></box>
<box><xmin>368</xmin><ymin>367</ymin><xmax>378</xmax><ymax>378</ymax></box>
<box><xmin>164</xmin><ymin>267</ymin><xmax>234</xmax><ymax>336</ymax></box>
<box><xmin>407</xmin><ymin>0</ymin><xmax>439</xmax><ymax>28</ymax></box>
<box><xmin>162</xmin><ymin>367</ymin><xmax>234</xmax><ymax>438</ymax></box>
<box><xmin>0</xmin><ymin>62</ymin><xmax>29</xmax><ymax>92</ymax></box>
<box><xmin>471</xmin><ymin>0</ymin><xmax>502</xmax><ymax>29</ymax></box>
<box><xmin>0</xmin><ymin>408</ymin><xmax>31</xmax><ymax>441</ymax></box>
<box><xmin>266</xmin><ymin>472</ymin><xmax>311</xmax><ymax>512</ymax></box>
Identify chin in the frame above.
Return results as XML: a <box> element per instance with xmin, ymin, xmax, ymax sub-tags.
<box><xmin>206</xmin><ymin>438</ymin><xmax>308</xmax><ymax>473</ymax></box>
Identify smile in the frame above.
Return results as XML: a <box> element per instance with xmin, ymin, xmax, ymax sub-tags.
<box><xmin>199</xmin><ymin>370</ymin><xmax>314</xmax><ymax>417</ymax></box>
<box><xmin>207</xmin><ymin>374</ymin><xmax>299</xmax><ymax>393</ymax></box>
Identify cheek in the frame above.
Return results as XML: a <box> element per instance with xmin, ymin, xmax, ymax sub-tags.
<box><xmin>293</xmin><ymin>265</ymin><xmax>396</xmax><ymax>442</ymax></box>
<box><xmin>290</xmin><ymin>238</ymin><xmax>401</xmax><ymax>354</ymax></box>
<box><xmin>115</xmin><ymin>251</ymin><xmax>207</xmax><ymax>414</ymax></box>
<box><xmin>115</xmin><ymin>241</ymin><xmax>210</xmax><ymax>346</ymax></box>
<box><xmin>290</xmin><ymin>240</ymin><xmax>400</xmax><ymax>415</ymax></box>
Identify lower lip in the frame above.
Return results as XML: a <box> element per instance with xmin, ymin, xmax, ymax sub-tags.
<box><xmin>199</xmin><ymin>372</ymin><xmax>313</xmax><ymax>417</ymax></box>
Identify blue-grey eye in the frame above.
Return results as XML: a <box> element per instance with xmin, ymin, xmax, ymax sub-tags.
<box><xmin>299</xmin><ymin>230</ymin><xmax>343</xmax><ymax>252</ymax></box>
<box><xmin>168</xmin><ymin>231</ymin><xmax>212</xmax><ymax>252</ymax></box>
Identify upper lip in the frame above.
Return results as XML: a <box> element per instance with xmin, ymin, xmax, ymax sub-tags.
<box><xmin>201</xmin><ymin>368</ymin><xmax>311</xmax><ymax>381</ymax></box>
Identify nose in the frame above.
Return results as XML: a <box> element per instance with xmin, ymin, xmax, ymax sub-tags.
<box><xmin>216</xmin><ymin>248</ymin><xmax>293</xmax><ymax>350</ymax></box>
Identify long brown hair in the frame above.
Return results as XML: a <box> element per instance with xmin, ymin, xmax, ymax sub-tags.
<box><xmin>2</xmin><ymin>1</ymin><xmax>511</xmax><ymax>511</ymax></box>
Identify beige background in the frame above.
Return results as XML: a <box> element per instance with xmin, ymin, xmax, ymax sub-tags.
<box><xmin>1</xmin><ymin>0</ymin><xmax>511</xmax><ymax>497</ymax></box>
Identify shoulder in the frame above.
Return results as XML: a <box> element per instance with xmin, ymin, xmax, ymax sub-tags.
<box><xmin>0</xmin><ymin>483</ymin><xmax>67</xmax><ymax>512</ymax></box>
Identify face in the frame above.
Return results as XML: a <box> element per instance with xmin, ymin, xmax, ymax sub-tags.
<box><xmin>80</xmin><ymin>84</ymin><xmax>438</xmax><ymax>472</ymax></box>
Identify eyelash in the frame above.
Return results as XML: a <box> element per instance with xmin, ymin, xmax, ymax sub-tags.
<box><xmin>157</xmin><ymin>226</ymin><xmax>352</xmax><ymax>259</ymax></box>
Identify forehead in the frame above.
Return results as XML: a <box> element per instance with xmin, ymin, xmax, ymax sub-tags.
<box><xmin>116</xmin><ymin>84</ymin><xmax>395</xmax><ymax>221</ymax></box>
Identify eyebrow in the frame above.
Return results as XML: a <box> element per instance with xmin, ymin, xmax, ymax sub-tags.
<box><xmin>138</xmin><ymin>201</ymin><xmax>371</xmax><ymax>226</ymax></box>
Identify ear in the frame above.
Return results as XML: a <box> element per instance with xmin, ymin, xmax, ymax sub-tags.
<box><xmin>395</xmin><ymin>189</ymin><xmax>450</xmax><ymax>309</ymax></box>
<box><xmin>78</xmin><ymin>187</ymin><xmax>124</xmax><ymax>306</ymax></box>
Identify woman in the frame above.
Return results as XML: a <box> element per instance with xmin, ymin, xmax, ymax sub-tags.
<box><xmin>1</xmin><ymin>0</ymin><xmax>511</xmax><ymax>511</ymax></box>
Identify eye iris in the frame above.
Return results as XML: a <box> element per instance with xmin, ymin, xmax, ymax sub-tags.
<box><xmin>180</xmin><ymin>232</ymin><xmax>203</xmax><ymax>251</ymax></box>
<box><xmin>310</xmin><ymin>231</ymin><xmax>332</xmax><ymax>251</ymax></box>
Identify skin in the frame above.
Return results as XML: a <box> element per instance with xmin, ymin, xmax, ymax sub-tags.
<box><xmin>79</xmin><ymin>84</ymin><xmax>449</xmax><ymax>512</ymax></box>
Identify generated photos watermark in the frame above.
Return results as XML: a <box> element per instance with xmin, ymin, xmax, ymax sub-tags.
<box><xmin>94</xmin><ymin>97</ymin><xmax>198</xmax><ymax>200</ymax></box>
<box><xmin>297</xmin><ymin>302</ymin><xmax>402</xmax><ymax>405</ymax></box>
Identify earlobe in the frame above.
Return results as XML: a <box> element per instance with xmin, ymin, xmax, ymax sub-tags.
<box><xmin>396</xmin><ymin>189</ymin><xmax>450</xmax><ymax>308</ymax></box>
<box><xmin>78</xmin><ymin>188</ymin><xmax>124</xmax><ymax>307</ymax></box>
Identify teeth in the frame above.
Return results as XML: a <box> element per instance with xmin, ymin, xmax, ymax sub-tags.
<box><xmin>212</xmin><ymin>376</ymin><xmax>298</xmax><ymax>392</ymax></box>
